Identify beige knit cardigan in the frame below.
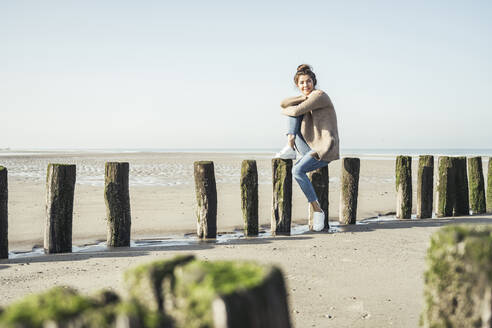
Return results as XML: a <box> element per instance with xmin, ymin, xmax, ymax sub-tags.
<box><xmin>281</xmin><ymin>89</ymin><xmax>339</xmax><ymax>163</ymax></box>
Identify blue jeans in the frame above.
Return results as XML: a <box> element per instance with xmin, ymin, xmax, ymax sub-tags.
<box><xmin>286</xmin><ymin>115</ymin><xmax>329</xmax><ymax>203</ymax></box>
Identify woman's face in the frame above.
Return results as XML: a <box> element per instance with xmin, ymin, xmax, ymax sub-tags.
<box><xmin>297</xmin><ymin>74</ymin><xmax>314</xmax><ymax>96</ymax></box>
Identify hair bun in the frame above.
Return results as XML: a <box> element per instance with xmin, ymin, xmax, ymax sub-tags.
<box><xmin>296</xmin><ymin>64</ymin><xmax>312</xmax><ymax>72</ymax></box>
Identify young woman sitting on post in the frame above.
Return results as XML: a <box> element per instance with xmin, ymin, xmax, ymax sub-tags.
<box><xmin>275</xmin><ymin>64</ymin><xmax>340</xmax><ymax>231</ymax></box>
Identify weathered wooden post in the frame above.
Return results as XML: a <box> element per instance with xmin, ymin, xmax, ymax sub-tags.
<box><xmin>421</xmin><ymin>226</ymin><xmax>492</xmax><ymax>327</ymax></box>
<box><xmin>488</xmin><ymin>158</ymin><xmax>492</xmax><ymax>213</ymax></box>
<box><xmin>125</xmin><ymin>255</ymin><xmax>292</xmax><ymax>328</ymax></box>
<box><xmin>417</xmin><ymin>155</ymin><xmax>433</xmax><ymax>219</ymax></box>
<box><xmin>105</xmin><ymin>162</ymin><xmax>131</xmax><ymax>247</ymax></box>
<box><xmin>339</xmin><ymin>158</ymin><xmax>360</xmax><ymax>225</ymax></box>
<box><xmin>453</xmin><ymin>157</ymin><xmax>469</xmax><ymax>216</ymax></box>
<box><xmin>194</xmin><ymin>161</ymin><xmax>217</xmax><ymax>239</ymax></box>
<box><xmin>240</xmin><ymin>160</ymin><xmax>258</xmax><ymax>237</ymax></box>
<box><xmin>435</xmin><ymin>156</ymin><xmax>455</xmax><ymax>217</ymax></box>
<box><xmin>468</xmin><ymin>156</ymin><xmax>486</xmax><ymax>214</ymax></box>
<box><xmin>308</xmin><ymin>166</ymin><xmax>329</xmax><ymax>230</ymax></box>
<box><xmin>44</xmin><ymin>164</ymin><xmax>76</xmax><ymax>254</ymax></box>
<box><xmin>396</xmin><ymin>156</ymin><xmax>412</xmax><ymax>219</ymax></box>
<box><xmin>271</xmin><ymin>159</ymin><xmax>292</xmax><ymax>235</ymax></box>
<box><xmin>0</xmin><ymin>166</ymin><xmax>7</xmax><ymax>259</ymax></box>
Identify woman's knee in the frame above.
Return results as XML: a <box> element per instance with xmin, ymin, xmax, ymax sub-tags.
<box><xmin>292</xmin><ymin>163</ymin><xmax>305</xmax><ymax>180</ymax></box>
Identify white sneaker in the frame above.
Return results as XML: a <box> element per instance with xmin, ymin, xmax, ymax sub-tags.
<box><xmin>274</xmin><ymin>145</ymin><xmax>296</xmax><ymax>159</ymax></box>
<box><xmin>313</xmin><ymin>211</ymin><xmax>325</xmax><ymax>231</ymax></box>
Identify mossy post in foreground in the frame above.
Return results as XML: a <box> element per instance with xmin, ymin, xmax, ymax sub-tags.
<box><xmin>0</xmin><ymin>167</ymin><xmax>7</xmax><ymax>259</ymax></box>
<box><xmin>396</xmin><ymin>155</ymin><xmax>412</xmax><ymax>219</ymax></box>
<box><xmin>421</xmin><ymin>225</ymin><xmax>492</xmax><ymax>327</ymax></box>
<box><xmin>417</xmin><ymin>155</ymin><xmax>433</xmax><ymax>219</ymax></box>
<box><xmin>0</xmin><ymin>255</ymin><xmax>292</xmax><ymax>327</ymax></box>
<box><xmin>271</xmin><ymin>158</ymin><xmax>292</xmax><ymax>235</ymax></box>
<box><xmin>308</xmin><ymin>166</ymin><xmax>329</xmax><ymax>230</ymax></box>
<box><xmin>435</xmin><ymin>156</ymin><xmax>455</xmax><ymax>217</ymax></box>
<box><xmin>240</xmin><ymin>160</ymin><xmax>258</xmax><ymax>237</ymax></box>
<box><xmin>339</xmin><ymin>157</ymin><xmax>360</xmax><ymax>225</ymax></box>
<box><xmin>194</xmin><ymin>161</ymin><xmax>217</xmax><ymax>239</ymax></box>
<box><xmin>0</xmin><ymin>285</ymin><xmax>151</xmax><ymax>328</ymax></box>
<box><xmin>468</xmin><ymin>156</ymin><xmax>486</xmax><ymax>214</ymax></box>
<box><xmin>210</xmin><ymin>264</ymin><xmax>291</xmax><ymax>328</ymax></box>
<box><xmin>168</xmin><ymin>257</ymin><xmax>291</xmax><ymax>328</ymax></box>
<box><xmin>453</xmin><ymin>156</ymin><xmax>470</xmax><ymax>216</ymax></box>
<box><xmin>44</xmin><ymin>164</ymin><xmax>76</xmax><ymax>254</ymax></box>
<box><xmin>105</xmin><ymin>162</ymin><xmax>131</xmax><ymax>247</ymax></box>
<box><xmin>488</xmin><ymin>157</ymin><xmax>492</xmax><ymax>213</ymax></box>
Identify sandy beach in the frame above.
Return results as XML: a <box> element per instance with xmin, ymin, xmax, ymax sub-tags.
<box><xmin>0</xmin><ymin>151</ymin><xmax>490</xmax><ymax>327</ymax></box>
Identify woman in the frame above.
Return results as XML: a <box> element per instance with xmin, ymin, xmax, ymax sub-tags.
<box><xmin>275</xmin><ymin>64</ymin><xmax>340</xmax><ymax>231</ymax></box>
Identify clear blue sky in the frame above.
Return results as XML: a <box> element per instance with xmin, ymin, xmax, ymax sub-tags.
<box><xmin>1</xmin><ymin>1</ymin><xmax>491</xmax><ymax>149</ymax></box>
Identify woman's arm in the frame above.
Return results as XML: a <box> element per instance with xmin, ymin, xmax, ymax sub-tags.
<box><xmin>281</xmin><ymin>90</ymin><xmax>330</xmax><ymax>116</ymax></box>
<box><xmin>280</xmin><ymin>95</ymin><xmax>306</xmax><ymax>108</ymax></box>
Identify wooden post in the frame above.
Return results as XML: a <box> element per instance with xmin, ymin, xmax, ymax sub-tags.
<box><xmin>44</xmin><ymin>164</ymin><xmax>76</xmax><ymax>254</ymax></box>
<box><xmin>396</xmin><ymin>156</ymin><xmax>412</xmax><ymax>219</ymax></box>
<box><xmin>435</xmin><ymin>156</ymin><xmax>455</xmax><ymax>217</ymax></box>
<box><xmin>194</xmin><ymin>161</ymin><xmax>217</xmax><ymax>239</ymax></box>
<box><xmin>105</xmin><ymin>162</ymin><xmax>131</xmax><ymax>247</ymax></box>
<box><xmin>0</xmin><ymin>166</ymin><xmax>7</xmax><ymax>259</ymax></box>
<box><xmin>213</xmin><ymin>266</ymin><xmax>292</xmax><ymax>328</ymax></box>
<box><xmin>468</xmin><ymin>156</ymin><xmax>486</xmax><ymax>214</ymax></box>
<box><xmin>339</xmin><ymin>158</ymin><xmax>360</xmax><ymax>225</ymax></box>
<box><xmin>422</xmin><ymin>226</ymin><xmax>492</xmax><ymax>327</ymax></box>
<box><xmin>417</xmin><ymin>155</ymin><xmax>433</xmax><ymax>219</ymax></box>
<box><xmin>308</xmin><ymin>166</ymin><xmax>329</xmax><ymax>230</ymax></box>
<box><xmin>240</xmin><ymin>160</ymin><xmax>258</xmax><ymax>237</ymax></box>
<box><xmin>453</xmin><ymin>156</ymin><xmax>470</xmax><ymax>216</ymax></box>
<box><xmin>488</xmin><ymin>158</ymin><xmax>492</xmax><ymax>213</ymax></box>
<box><xmin>271</xmin><ymin>159</ymin><xmax>292</xmax><ymax>236</ymax></box>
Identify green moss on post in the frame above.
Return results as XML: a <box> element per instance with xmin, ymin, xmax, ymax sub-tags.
<box><xmin>0</xmin><ymin>166</ymin><xmax>7</xmax><ymax>259</ymax></box>
<box><xmin>468</xmin><ymin>156</ymin><xmax>486</xmax><ymax>214</ymax></box>
<box><xmin>339</xmin><ymin>158</ymin><xmax>360</xmax><ymax>224</ymax></box>
<box><xmin>396</xmin><ymin>156</ymin><xmax>412</xmax><ymax>219</ymax></box>
<box><xmin>240</xmin><ymin>160</ymin><xmax>258</xmax><ymax>237</ymax></box>
<box><xmin>453</xmin><ymin>157</ymin><xmax>470</xmax><ymax>216</ymax></box>
<box><xmin>487</xmin><ymin>158</ymin><xmax>492</xmax><ymax>213</ymax></box>
<box><xmin>105</xmin><ymin>162</ymin><xmax>131</xmax><ymax>247</ymax></box>
<box><xmin>0</xmin><ymin>287</ymin><xmax>92</xmax><ymax>327</ymax></box>
<box><xmin>435</xmin><ymin>157</ymin><xmax>456</xmax><ymax>217</ymax></box>
<box><xmin>0</xmin><ymin>286</ymin><xmax>157</xmax><ymax>328</ymax></box>
<box><xmin>44</xmin><ymin>164</ymin><xmax>76</xmax><ymax>254</ymax></box>
<box><xmin>421</xmin><ymin>225</ymin><xmax>492</xmax><ymax>327</ymax></box>
<box><xmin>194</xmin><ymin>161</ymin><xmax>217</xmax><ymax>239</ymax></box>
<box><xmin>171</xmin><ymin>259</ymin><xmax>291</xmax><ymax>328</ymax></box>
<box><xmin>271</xmin><ymin>159</ymin><xmax>293</xmax><ymax>235</ymax></box>
<box><xmin>417</xmin><ymin>156</ymin><xmax>433</xmax><ymax>219</ymax></box>
<box><xmin>308</xmin><ymin>166</ymin><xmax>329</xmax><ymax>230</ymax></box>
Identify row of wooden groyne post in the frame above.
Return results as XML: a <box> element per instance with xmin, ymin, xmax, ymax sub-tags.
<box><xmin>0</xmin><ymin>156</ymin><xmax>491</xmax><ymax>259</ymax></box>
<box><xmin>395</xmin><ymin>155</ymin><xmax>491</xmax><ymax>219</ymax></box>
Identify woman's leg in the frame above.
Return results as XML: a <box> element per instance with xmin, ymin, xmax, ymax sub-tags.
<box><xmin>292</xmin><ymin>151</ymin><xmax>329</xmax><ymax>204</ymax></box>
<box><xmin>286</xmin><ymin>115</ymin><xmax>302</xmax><ymax>136</ymax></box>
<box><xmin>294</xmin><ymin>133</ymin><xmax>311</xmax><ymax>156</ymax></box>
<box><xmin>285</xmin><ymin>115</ymin><xmax>312</xmax><ymax>156</ymax></box>
<box><xmin>286</xmin><ymin>115</ymin><xmax>303</xmax><ymax>149</ymax></box>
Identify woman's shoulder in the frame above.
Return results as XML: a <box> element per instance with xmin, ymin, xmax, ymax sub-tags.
<box><xmin>309</xmin><ymin>89</ymin><xmax>332</xmax><ymax>106</ymax></box>
<box><xmin>310</xmin><ymin>89</ymin><xmax>328</xmax><ymax>97</ymax></box>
